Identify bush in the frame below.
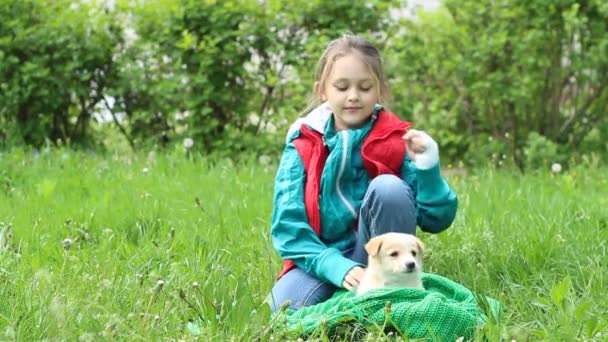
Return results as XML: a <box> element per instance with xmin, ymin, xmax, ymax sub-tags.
<box><xmin>0</xmin><ymin>0</ymin><xmax>122</xmax><ymax>147</ymax></box>
<box><xmin>387</xmin><ymin>0</ymin><xmax>608</xmax><ymax>170</ymax></box>
<box><xmin>1</xmin><ymin>0</ymin><xmax>607</xmax><ymax>169</ymax></box>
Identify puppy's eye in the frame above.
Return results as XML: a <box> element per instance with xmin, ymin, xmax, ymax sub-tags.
<box><xmin>411</xmin><ymin>250</ymin><xmax>417</xmax><ymax>257</ymax></box>
<box><xmin>389</xmin><ymin>251</ymin><xmax>399</xmax><ymax>257</ymax></box>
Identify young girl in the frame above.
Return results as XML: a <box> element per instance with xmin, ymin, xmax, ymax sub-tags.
<box><xmin>268</xmin><ymin>34</ymin><xmax>457</xmax><ymax>312</ymax></box>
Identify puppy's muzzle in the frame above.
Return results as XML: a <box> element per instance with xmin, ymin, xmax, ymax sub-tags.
<box><xmin>404</xmin><ymin>261</ymin><xmax>417</xmax><ymax>273</ymax></box>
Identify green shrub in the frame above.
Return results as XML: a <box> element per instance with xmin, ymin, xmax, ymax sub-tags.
<box><xmin>387</xmin><ymin>0</ymin><xmax>608</xmax><ymax>170</ymax></box>
<box><xmin>0</xmin><ymin>0</ymin><xmax>122</xmax><ymax>147</ymax></box>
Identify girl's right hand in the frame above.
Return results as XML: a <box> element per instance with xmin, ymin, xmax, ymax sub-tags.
<box><xmin>342</xmin><ymin>266</ymin><xmax>365</xmax><ymax>290</ymax></box>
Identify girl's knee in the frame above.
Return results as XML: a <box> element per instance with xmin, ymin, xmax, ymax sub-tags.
<box><xmin>368</xmin><ymin>174</ymin><xmax>413</xmax><ymax>201</ymax></box>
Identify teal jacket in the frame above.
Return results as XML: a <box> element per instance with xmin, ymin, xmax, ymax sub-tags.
<box><xmin>271</xmin><ymin>104</ymin><xmax>458</xmax><ymax>288</ymax></box>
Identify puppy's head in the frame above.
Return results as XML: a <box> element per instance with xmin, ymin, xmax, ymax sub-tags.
<box><xmin>365</xmin><ymin>232</ymin><xmax>424</xmax><ymax>277</ymax></box>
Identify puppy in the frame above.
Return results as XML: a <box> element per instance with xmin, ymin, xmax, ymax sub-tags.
<box><xmin>357</xmin><ymin>232</ymin><xmax>425</xmax><ymax>295</ymax></box>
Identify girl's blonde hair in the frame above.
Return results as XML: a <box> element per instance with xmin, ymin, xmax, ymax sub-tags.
<box><xmin>300</xmin><ymin>34</ymin><xmax>391</xmax><ymax>116</ymax></box>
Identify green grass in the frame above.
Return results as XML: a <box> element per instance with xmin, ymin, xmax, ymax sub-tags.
<box><xmin>1</xmin><ymin>148</ymin><xmax>607</xmax><ymax>341</ymax></box>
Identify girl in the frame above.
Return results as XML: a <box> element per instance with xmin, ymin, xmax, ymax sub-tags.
<box><xmin>269</xmin><ymin>34</ymin><xmax>457</xmax><ymax>312</ymax></box>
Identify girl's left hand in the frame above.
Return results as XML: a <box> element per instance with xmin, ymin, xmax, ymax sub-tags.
<box><xmin>403</xmin><ymin>129</ymin><xmax>439</xmax><ymax>169</ymax></box>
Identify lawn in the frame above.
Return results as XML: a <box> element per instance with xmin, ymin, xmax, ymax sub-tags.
<box><xmin>0</xmin><ymin>149</ymin><xmax>606</xmax><ymax>340</ymax></box>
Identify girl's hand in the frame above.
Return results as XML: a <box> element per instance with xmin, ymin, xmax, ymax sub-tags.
<box><xmin>342</xmin><ymin>266</ymin><xmax>365</xmax><ymax>290</ymax></box>
<box><xmin>403</xmin><ymin>129</ymin><xmax>439</xmax><ymax>169</ymax></box>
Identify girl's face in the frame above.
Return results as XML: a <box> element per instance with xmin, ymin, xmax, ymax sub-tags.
<box><xmin>317</xmin><ymin>53</ymin><xmax>380</xmax><ymax>131</ymax></box>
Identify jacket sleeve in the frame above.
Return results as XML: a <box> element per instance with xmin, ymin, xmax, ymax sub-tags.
<box><xmin>271</xmin><ymin>142</ymin><xmax>360</xmax><ymax>287</ymax></box>
<box><xmin>401</xmin><ymin>156</ymin><xmax>458</xmax><ymax>233</ymax></box>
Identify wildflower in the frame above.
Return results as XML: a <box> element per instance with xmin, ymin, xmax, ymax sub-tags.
<box><xmin>551</xmin><ymin>163</ymin><xmax>562</xmax><ymax>173</ymax></box>
<box><xmin>149</xmin><ymin>279</ymin><xmax>165</xmax><ymax>293</ymax></box>
<box><xmin>192</xmin><ymin>282</ymin><xmax>199</xmax><ymax>288</ymax></box>
<box><xmin>183</xmin><ymin>138</ymin><xmax>194</xmax><ymax>149</ymax></box>
<box><xmin>63</xmin><ymin>238</ymin><xmax>72</xmax><ymax>250</ymax></box>
<box><xmin>258</xmin><ymin>155</ymin><xmax>271</xmax><ymax>165</ymax></box>
<box><xmin>142</xmin><ymin>167</ymin><xmax>149</xmax><ymax>174</ymax></box>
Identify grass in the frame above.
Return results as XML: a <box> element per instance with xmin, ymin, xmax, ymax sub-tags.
<box><xmin>0</xmin><ymin>148</ymin><xmax>607</xmax><ymax>341</ymax></box>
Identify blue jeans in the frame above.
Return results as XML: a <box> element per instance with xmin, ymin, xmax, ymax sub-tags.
<box><xmin>268</xmin><ymin>174</ymin><xmax>417</xmax><ymax>312</ymax></box>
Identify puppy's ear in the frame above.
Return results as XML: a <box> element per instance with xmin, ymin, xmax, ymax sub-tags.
<box><xmin>415</xmin><ymin>237</ymin><xmax>425</xmax><ymax>255</ymax></box>
<box><xmin>365</xmin><ymin>236</ymin><xmax>384</xmax><ymax>257</ymax></box>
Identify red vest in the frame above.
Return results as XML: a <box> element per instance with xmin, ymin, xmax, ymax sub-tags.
<box><xmin>278</xmin><ymin>110</ymin><xmax>412</xmax><ymax>278</ymax></box>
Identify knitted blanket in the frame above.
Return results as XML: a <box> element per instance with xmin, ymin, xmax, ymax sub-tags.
<box><xmin>274</xmin><ymin>273</ymin><xmax>501</xmax><ymax>340</ymax></box>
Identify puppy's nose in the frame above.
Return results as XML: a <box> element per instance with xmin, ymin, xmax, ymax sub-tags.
<box><xmin>405</xmin><ymin>262</ymin><xmax>416</xmax><ymax>270</ymax></box>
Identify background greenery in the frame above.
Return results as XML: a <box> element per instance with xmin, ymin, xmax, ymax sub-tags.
<box><xmin>1</xmin><ymin>0</ymin><xmax>606</xmax><ymax>170</ymax></box>
<box><xmin>1</xmin><ymin>0</ymin><xmax>607</xmax><ymax>339</ymax></box>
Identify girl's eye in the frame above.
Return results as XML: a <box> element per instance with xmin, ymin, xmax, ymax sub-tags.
<box><xmin>389</xmin><ymin>251</ymin><xmax>399</xmax><ymax>257</ymax></box>
<box><xmin>335</xmin><ymin>86</ymin><xmax>347</xmax><ymax>91</ymax></box>
<box><xmin>360</xmin><ymin>87</ymin><xmax>372</xmax><ymax>92</ymax></box>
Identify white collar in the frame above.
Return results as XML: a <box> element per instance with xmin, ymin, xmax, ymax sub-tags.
<box><xmin>285</xmin><ymin>102</ymin><xmax>332</xmax><ymax>143</ymax></box>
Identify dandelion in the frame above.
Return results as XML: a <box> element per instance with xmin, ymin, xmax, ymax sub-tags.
<box><xmin>192</xmin><ymin>282</ymin><xmax>199</xmax><ymax>288</ymax></box>
<box><xmin>258</xmin><ymin>155</ymin><xmax>271</xmax><ymax>165</ymax></box>
<box><xmin>183</xmin><ymin>138</ymin><xmax>194</xmax><ymax>149</ymax></box>
<box><xmin>101</xmin><ymin>279</ymin><xmax>112</xmax><ymax>288</ymax></box>
<box><xmin>63</xmin><ymin>238</ymin><xmax>72</xmax><ymax>250</ymax></box>
<box><xmin>551</xmin><ymin>163</ymin><xmax>562</xmax><ymax>173</ymax></box>
<box><xmin>142</xmin><ymin>167</ymin><xmax>149</xmax><ymax>174</ymax></box>
<box><xmin>148</xmin><ymin>279</ymin><xmax>165</xmax><ymax>294</ymax></box>
<box><xmin>147</xmin><ymin>151</ymin><xmax>157</xmax><ymax>162</ymax></box>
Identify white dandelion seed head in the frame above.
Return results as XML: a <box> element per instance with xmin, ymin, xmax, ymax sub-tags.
<box><xmin>258</xmin><ymin>155</ymin><xmax>271</xmax><ymax>165</ymax></box>
<box><xmin>183</xmin><ymin>138</ymin><xmax>194</xmax><ymax>149</ymax></box>
<box><xmin>63</xmin><ymin>238</ymin><xmax>72</xmax><ymax>250</ymax></box>
<box><xmin>551</xmin><ymin>163</ymin><xmax>562</xmax><ymax>173</ymax></box>
<box><xmin>142</xmin><ymin>167</ymin><xmax>149</xmax><ymax>174</ymax></box>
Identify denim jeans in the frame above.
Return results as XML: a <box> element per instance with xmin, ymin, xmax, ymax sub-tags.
<box><xmin>268</xmin><ymin>174</ymin><xmax>417</xmax><ymax>312</ymax></box>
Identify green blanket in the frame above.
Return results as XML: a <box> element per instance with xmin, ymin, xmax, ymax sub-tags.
<box><xmin>274</xmin><ymin>273</ymin><xmax>501</xmax><ymax>340</ymax></box>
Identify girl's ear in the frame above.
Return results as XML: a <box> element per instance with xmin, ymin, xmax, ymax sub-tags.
<box><xmin>314</xmin><ymin>81</ymin><xmax>326</xmax><ymax>101</ymax></box>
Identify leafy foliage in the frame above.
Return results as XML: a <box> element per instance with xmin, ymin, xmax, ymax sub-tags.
<box><xmin>388</xmin><ymin>0</ymin><xmax>608</xmax><ymax>169</ymax></box>
<box><xmin>0</xmin><ymin>0</ymin><xmax>607</xmax><ymax>168</ymax></box>
<box><xmin>104</xmin><ymin>0</ymin><xmax>399</xmax><ymax>155</ymax></box>
<box><xmin>0</xmin><ymin>0</ymin><xmax>122</xmax><ymax>147</ymax></box>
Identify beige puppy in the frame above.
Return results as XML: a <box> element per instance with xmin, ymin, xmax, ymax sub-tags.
<box><xmin>357</xmin><ymin>232</ymin><xmax>425</xmax><ymax>295</ymax></box>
